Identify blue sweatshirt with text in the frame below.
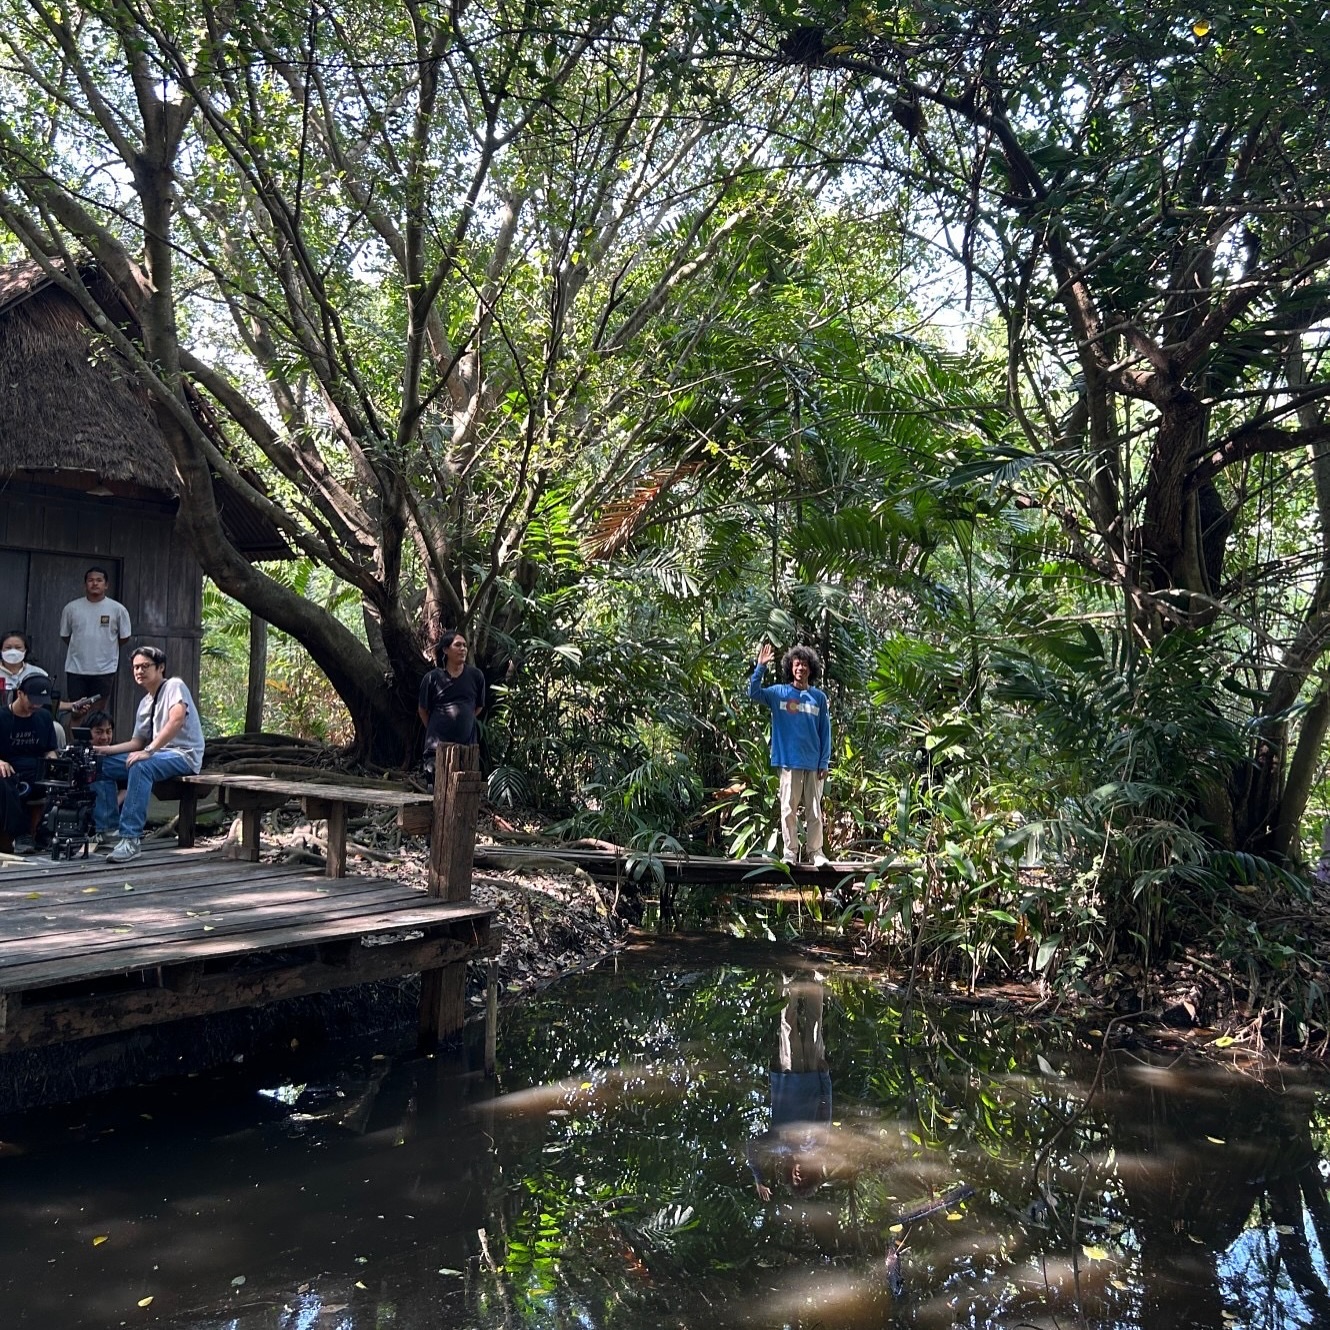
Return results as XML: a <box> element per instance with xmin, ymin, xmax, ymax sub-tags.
<box><xmin>748</xmin><ymin>662</ymin><xmax>832</xmax><ymax>772</ymax></box>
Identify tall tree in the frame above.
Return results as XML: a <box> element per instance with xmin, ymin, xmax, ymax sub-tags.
<box><xmin>735</xmin><ymin>0</ymin><xmax>1330</xmax><ymax>854</ymax></box>
<box><xmin>0</xmin><ymin>0</ymin><xmax>837</xmax><ymax>758</ymax></box>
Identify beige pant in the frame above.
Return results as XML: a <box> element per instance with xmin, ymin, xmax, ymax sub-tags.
<box><xmin>779</xmin><ymin>767</ymin><xmax>824</xmax><ymax>858</ymax></box>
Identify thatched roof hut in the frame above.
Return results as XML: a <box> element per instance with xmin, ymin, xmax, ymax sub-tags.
<box><xmin>0</xmin><ymin>255</ymin><xmax>285</xmax><ymax>733</ymax></box>
<box><xmin>0</xmin><ymin>259</ymin><xmax>181</xmax><ymax>495</ymax></box>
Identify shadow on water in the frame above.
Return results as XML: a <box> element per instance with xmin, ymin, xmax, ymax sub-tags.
<box><xmin>2</xmin><ymin>938</ymin><xmax>1329</xmax><ymax>1328</ymax></box>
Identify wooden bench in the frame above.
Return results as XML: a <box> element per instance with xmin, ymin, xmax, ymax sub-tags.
<box><xmin>177</xmin><ymin>773</ymin><xmax>433</xmax><ymax>877</ymax></box>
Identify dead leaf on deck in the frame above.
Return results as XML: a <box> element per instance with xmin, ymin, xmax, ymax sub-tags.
<box><xmin>93</xmin><ymin>1234</ymin><xmax>109</xmax><ymax>1246</ymax></box>
<box><xmin>24</xmin><ymin>891</ymin><xmax>40</xmax><ymax>899</ymax></box>
<box><xmin>81</xmin><ymin>886</ymin><xmax>98</xmax><ymax>894</ymax></box>
<box><xmin>137</xmin><ymin>1296</ymin><xmax>153</xmax><ymax>1308</ymax></box>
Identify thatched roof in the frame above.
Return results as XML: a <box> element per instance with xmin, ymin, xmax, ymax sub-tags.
<box><xmin>0</xmin><ymin>258</ymin><xmax>178</xmax><ymax>491</ymax></box>
<box><xmin>0</xmin><ymin>257</ymin><xmax>289</xmax><ymax>558</ymax></box>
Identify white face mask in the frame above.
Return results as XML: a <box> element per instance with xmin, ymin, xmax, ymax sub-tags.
<box><xmin>1</xmin><ymin>649</ymin><xmax>25</xmax><ymax>665</ymax></box>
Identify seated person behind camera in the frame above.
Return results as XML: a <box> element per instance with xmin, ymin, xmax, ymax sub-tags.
<box><xmin>84</xmin><ymin>710</ymin><xmax>114</xmax><ymax>748</ymax></box>
<box><xmin>92</xmin><ymin>646</ymin><xmax>204</xmax><ymax>864</ymax></box>
<box><xmin>0</xmin><ymin>675</ymin><xmax>60</xmax><ymax>853</ymax></box>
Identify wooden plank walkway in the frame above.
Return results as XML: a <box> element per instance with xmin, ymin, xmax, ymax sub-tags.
<box><xmin>0</xmin><ymin>841</ymin><xmax>493</xmax><ymax>1053</ymax></box>
<box><xmin>472</xmin><ymin>843</ymin><xmax>883</xmax><ymax>886</ymax></box>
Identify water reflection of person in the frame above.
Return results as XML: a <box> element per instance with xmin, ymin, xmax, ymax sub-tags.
<box><xmin>748</xmin><ymin>973</ymin><xmax>833</xmax><ymax>1201</ymax></box>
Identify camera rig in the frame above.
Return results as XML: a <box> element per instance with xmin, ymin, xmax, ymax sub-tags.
<box><xmin>37</xmin><ymin>727</ymin><xmax>99</xmax><ymax>860</ymax></box>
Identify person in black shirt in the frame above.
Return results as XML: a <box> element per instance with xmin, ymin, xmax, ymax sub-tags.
<box><xmin>0</xmin><ymin>674</ymin><xmax>60</xmax><ymax>851</ymax></box>
<box><xmin>417</xmin><ymin>631</ymin><xmax>486</xmax><ymax>784</ymax></box>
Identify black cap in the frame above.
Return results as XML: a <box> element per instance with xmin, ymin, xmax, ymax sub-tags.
<box><xmin>19</xmin><ymin>675</ymin><xmax>52</xmax><ymax>703</ymax></box>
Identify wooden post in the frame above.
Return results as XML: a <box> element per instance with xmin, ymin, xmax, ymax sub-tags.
<box><xmin>325</xmin><ymin>800</ymin><xmax>348</xmax><ymax>878</ymax></box>
<box><xmin>246</xmin><ymin>614</ymin><xmax>268</xmax><ymax>733</ymax></box>
<box><xmin>427</xmin><ymin>743</ymin><xmax>481</xmax><ymax>898</ymax></box>
<box><xmin>241</xmin><ymin>807</ymin><xmax>261</xmax><ymax>862</ymax></box>
<box><xmin>177</xmin><ymin>784</ymin><xmax>199</xmax><ymax>848</ymax></box>
<box><xmin>418</xmin><ymin>961</ymin><xmax>466</xmax><ymax>1050</ymax></box>
<box><xmin>419</xmin><ymin>744</ymin><xmax>483</xmax><ymax>1048</ymax></box>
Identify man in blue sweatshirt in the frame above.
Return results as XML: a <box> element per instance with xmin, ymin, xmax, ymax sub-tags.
<box><xmin>748</xmin><ymin>642</ymin><xmax>832</xmax><ymax>866</ymax></box>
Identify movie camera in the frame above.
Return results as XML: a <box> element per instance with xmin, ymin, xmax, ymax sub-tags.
<box><xmin>38</xmin><ymin>727</ymin><xmax>100</xmax><ymax>860</ymax></box>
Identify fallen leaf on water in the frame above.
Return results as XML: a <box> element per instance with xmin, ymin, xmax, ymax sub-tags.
<box><xmin>1275</xmin><ymin>1224</ymin><xmax>1296</xmax><ymax>1235</ymax></box>
<box><xmin>1109</xmin><ymin>1277</ymin><xmax>1129</xmax><ymax>1290</ymax></box>
<box><xmin>93</xmin><ymin>1234</ymin><xmax>109</xmax><ymax>1246</ymax></box>
<box><xmin>137</xmin><ymin>1296</ymin><xmax>153</xmax><ymax>1308</ymax></box>
<box><xmin>354</xmin><ymin>1281</ymin><xmax>367</xmax><ymax>1290</ymax></box>
<box><xmin>437</xmin><ymin>1268</ymin><xmax>463</xmax><ymax>1276</ymax></box>
<box><xmin>946</xmin><ymin>1211</ymin><xmax>963</xmax><ymax>1220</ymax></box>
<box><xmin>1213</xmin><ymin>1035</ymin><xmax>1237</xmax><ymax>1048</ymax></box>
<box><xmin>1206</xmin><ymin>1136</ymin><xmax>1226</xmax><ymax>1145</ymax></box>
<box><xmin>231</xmin><ymin>1275</ymin><xmax>246</xmax><ymax>1287</ymax></box>
<box><xmin>888</xmin><ymin>1223</ymin><xmax>904</xmax><ymax>1234</ymax></box>
<box><xmin>1081</xmin><ymin>1244</ymin><xmax>1110</xmax><ymax>1261</ymax></box>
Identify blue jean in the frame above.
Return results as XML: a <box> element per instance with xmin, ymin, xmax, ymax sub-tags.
<box><xmin>94</xmin><ymin>750</ymin><xmax>195</xmax><ymax>839</ymax></box>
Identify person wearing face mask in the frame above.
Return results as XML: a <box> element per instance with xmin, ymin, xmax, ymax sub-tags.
<box><xmin>0</xmin><ymin>631</ymin><xmax>49</xmax><ymax>710</ymax></box>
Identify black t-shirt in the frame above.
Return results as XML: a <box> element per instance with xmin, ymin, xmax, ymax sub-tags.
<box><xmin>0</xmin><ymin>707</ymin><xmax>58</xmax><ymax>782</ymax></box>
<box><xmin>418</xmin><ymin>665</ymin><xmax>486</xmax><ymax>750</ymax></box>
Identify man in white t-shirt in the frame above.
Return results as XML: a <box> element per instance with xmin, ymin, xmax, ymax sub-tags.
<box><xmin>92</xmin><ymin>644</ymin><xmax>205</xmax><ymax>863</ymax></box>
<box><xmin>60</xmin><ymin>567</ymin><xmax>131</xmax><ymax>718</ymax></box>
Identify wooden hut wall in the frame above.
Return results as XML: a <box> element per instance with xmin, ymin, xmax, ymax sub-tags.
<box><xmin>0</xmin><ymin>483</ymin><xmax>202</xmax><ymax>738</ymax></box>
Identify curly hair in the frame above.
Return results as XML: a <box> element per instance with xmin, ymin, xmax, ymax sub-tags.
<box><xmin>781</xmin><ymin>644</ymin><xmax>823</xmax><ymax>684</ymax></box>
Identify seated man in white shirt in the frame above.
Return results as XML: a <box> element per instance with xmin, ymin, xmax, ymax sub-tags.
<box><xmin>91</xmin><ymin>645</ymin><xmax>205</xmax><ymax>863</ymax></box>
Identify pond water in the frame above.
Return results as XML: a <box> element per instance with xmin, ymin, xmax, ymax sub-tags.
<box><xmin>3</xmin><ymin>937</ymin><xmax>1330</xmax><ymax>1329</ymax></box>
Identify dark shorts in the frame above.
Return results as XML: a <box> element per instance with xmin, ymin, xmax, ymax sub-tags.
<box><xmin>67</xmin><ymin>672</ymin><xmax>116</xmax><ymax>708</ymax></box>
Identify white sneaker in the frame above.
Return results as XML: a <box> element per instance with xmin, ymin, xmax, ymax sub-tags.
<box><xmin>781</xmin><ymin>848</ymin><xmax>799</xmax><ymax>865</ymax></box>
<box><xmin>811</xmin><ymin>852</ymin><xmax>831</xmax><ymax>868</ymax></box>
<box><xmin>107</xmin><ymin>838</ymin><xmax>141</xmax><ymax>863</ymax></box>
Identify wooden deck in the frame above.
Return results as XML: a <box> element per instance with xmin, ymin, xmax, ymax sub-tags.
<box><xmin>0</xmin><ymin>841</ymin><xmax>493</xmax><ymax>1054</ymax></box>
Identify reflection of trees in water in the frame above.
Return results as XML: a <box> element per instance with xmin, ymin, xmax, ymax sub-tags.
<box><xmin>467</xmin><ymin>962</ymin><xmax>1330</xmax><ymax>1329</ymax></box>
<box><xmin>1100</xmin><ymin>1058</ymin><xmax>1330</xmax><ymax>1328</ymax></box>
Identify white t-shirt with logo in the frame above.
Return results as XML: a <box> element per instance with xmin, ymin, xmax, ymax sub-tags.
<box><xmin>60</xmin><ymin>596</ymin><xmax>132</xmax><ymax>675</ymax></box>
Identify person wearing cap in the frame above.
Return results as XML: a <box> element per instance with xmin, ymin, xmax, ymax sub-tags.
<box><xmin>91</xmin><ymin>645</ymin><xmax>205</xmax><ymax>864</ymax></box>
<box><xmin>59</xmin><ymin>566</ymin><xmax>131</xmax><ymax>719</ymax></box>
<box><xmin>0</xmin><ymin>674</ymin><xmax>60</xmax><ymax>853</ymax></box>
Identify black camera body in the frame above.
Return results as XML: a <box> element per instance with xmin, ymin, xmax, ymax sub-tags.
<box><xmin>38</xmin><ymin>727</ymin><xmax>100</xmax><ymax>860</ymax></box>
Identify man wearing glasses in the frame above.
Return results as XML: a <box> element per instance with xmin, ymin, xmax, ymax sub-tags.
<box><xmin>92</xmin><ymin>645</ymin><xmax>205</xmax><ymax>863</ymax></box>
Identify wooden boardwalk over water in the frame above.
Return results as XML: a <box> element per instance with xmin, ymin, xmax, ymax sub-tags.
<box><xmin>0</xmin><ymin>842</ymin><xmax>493</xmax><ymax>1054</ymax></box>
<box><xmin>473</xmin><ymin>842</ymin><xmax>880</xmax><ymax>887</ymax></box>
